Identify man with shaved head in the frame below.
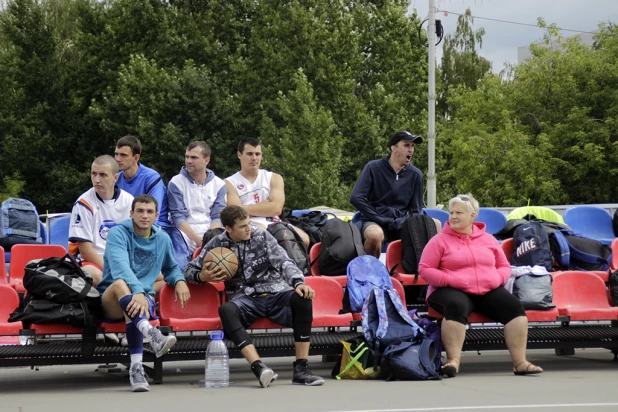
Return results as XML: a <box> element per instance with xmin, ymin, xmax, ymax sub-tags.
<box><xmin>68</xmin><ymin>155</ymin><xmax>134</xmax><ymax>285</ymax></box>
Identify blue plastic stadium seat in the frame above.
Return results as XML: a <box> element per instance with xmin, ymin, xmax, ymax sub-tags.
<box><xmin>564</xmin><ymin>206</ymin><xmax>615</xmax><ymax>246</ymax></box>
<box><xmin>48</xmin><ymin>215</ymin><xmax>71</xmax><ymax>250</ymax></box>
<box><xmin>422</xmin><ymin>208</ymin><xmax>449</xmax><ymax>227</ymax></box>
<box><xmin>477</xmin><ymin>208</ymin><xmax>507</xmax><ymax>235</ymax></box>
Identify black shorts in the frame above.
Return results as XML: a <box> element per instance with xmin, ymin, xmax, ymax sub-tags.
<box><xmin>360</xmin><ymin>221</ymin><xmax>401</xmax><ymax>243</ymax></box>
<box><xmin>230</xmin><ymin>290</ymin><xmax>296</xmax><ymax>328</ymax></box>
<box><xmin>427</xmin><ymin>287</ymin><xmax>526</xmax><ymax>325</ymax></box>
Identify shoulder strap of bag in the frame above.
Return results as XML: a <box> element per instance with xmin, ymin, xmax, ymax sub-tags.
<box><xmin>349</xmin><ymin>222</ymin><xmax>364</xmax><ymax>257</ymax></box>
<box><xmin>550</xmin><ymin>231</ymin><xmax>570</xmax><ymax>269</ymax></box>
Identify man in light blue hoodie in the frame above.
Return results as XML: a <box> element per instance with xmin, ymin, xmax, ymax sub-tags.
<box><xmin>97</xmin><ymin>194</ymin><xmax>191</xmax><ymax>393</ymax></box>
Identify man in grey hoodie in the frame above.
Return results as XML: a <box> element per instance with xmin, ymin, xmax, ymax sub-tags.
<box><xmin>184</xmin><ymin>205</ymin><xmax>324</xmax><ymax>388</ymax></box>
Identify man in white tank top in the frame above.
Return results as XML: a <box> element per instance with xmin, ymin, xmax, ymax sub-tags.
<box><xmin>225</xmin><ymin>138</ymin><xmax>309</xmax><ymax>246</ymax></box>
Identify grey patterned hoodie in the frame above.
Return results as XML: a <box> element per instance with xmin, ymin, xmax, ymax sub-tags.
<box><xmin>183</xmin><ymin>226</ymin><xmax>305</xmax><ymax>301</ymax></box>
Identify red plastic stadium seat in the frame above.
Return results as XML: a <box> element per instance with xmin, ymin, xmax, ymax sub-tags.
<box><xmin>385</xmin><ymin>240</ymin><xmax>429</xmax><ymax>286</ymax></box>
<box><xmin>427</xmin><ymin>307</ymin><xmax>493</xmax><ymax>323</ymax></box>
<box><xmin>192</xmin><ymin>247</ymin><xmax>202</xmax><ymax>260</ymax></box>
<box><xmin>500</xmin><ymin>238</ymin><xmax>514</xmax><ymax>261</ymax></box>
<box><xmin>9</xmin><ymin>244</ymin><xmax>66</xmax><ymax>293</ymax></box>
<box><xmin>552</xmin><ymin>271</ymin><xmax>618</xmax><ymax>321</ymax></box>
<box><xmin>0</xmin><ymin>247</ymin><xmax>6</xmax><ymax>285</ymax></box>
<box><xmin>250</xmin><ymin>318</ymin><xmax>284</xmax><ymax>329</ymax></box>
<box><xmin>100</xmin><ymin>319</ymin><xmax>160</xmax><ymax>333</ymax></box>
<box><xmin>0</xmin><ymin>285</ymin><xmax>22</xmax><ymax>335</ymax></box>
<box><xmin>159</xmin><ymin>283</ymin><xmax>222</xmax><ymax>331</ymax></box>
<box><xmin>611</xmin><ymin>238</ymin><xmax>618</xmax><ymax>272</ymax></box>
<box><xmin>309</xmin><ymin>243</ymin><xmax>347</xmax><ymax>287</ymax></box>
<box><xmin>304</xmin><ymin>277</ymin><xmax>352</xmax><ymax>327</ymax></box>
<box><xmin>29</xmin><ymin>324</ymin><xmax>85</xmax><ymax>335</ymax></box>
<box><xmin>557</xmin><ymin>270</ymin><xmax>609</xmax><ymax>283</ymax></box>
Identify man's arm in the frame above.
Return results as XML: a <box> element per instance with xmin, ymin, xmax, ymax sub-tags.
<box><xmin>77</xmin><ymin>241</ymin><xmax>104</xmax><ymax>269</ymax></box>
<box><xmin>168</xmin><ymin>180</ymin><xmax>202</xmax><ymax>246</ymax></box>
<box><xmin>146</xmin><ymin>175</ymin><xmax>166</xmax><ymax>215</ymax></box>
<box><xmin>235</xmin><ymin>173</ymin><xmax>286</xmax><ymax>218</ymax></box>
<box><xmin>225</xmin><ymin>179</ymin><xmax>243</xmax><ymax>206</ymax></box>
<box><xmin>349</xmin><ymin>164</ymin><xmax>392</xmax><ymax>226</ymax></box>
<box><xmin>208</xmin><ymin>183</ymin><xmax>227</xmax><ymax>229</ymax></box>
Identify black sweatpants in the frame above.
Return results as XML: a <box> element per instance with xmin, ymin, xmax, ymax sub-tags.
<box><xmin>427</xmin><ymin>287</ymin><xmax>526</xmax><ymax>325</ymax></box>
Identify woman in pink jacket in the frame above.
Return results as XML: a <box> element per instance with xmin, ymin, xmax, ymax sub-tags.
<box><xmin>419</xmin><ymin>194</ymin><xmax>542</xmax><ymax>378</ymax></box>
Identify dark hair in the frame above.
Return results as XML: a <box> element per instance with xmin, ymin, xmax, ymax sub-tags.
<box><xmin>116</xmin><ymin>135</ymin><xmax>142</xmax><ymax>156</ymax></box>
<box><xmin>186</xmin><ymin>141</ymin><xmax>211</xmax><ymax>158</ymax></box>
<box><xmin>238</xmin><ymin>138</ymin><xmax>261</xmax><ymax>153</ymax></box>
<box><xmin>131</xmin><ymin>194</ymin><xmax>158</xmax><ymax>212</ymax></box>
<box><xmin>220</xmin><ymin>205</ymin><xmax>249</xmax><ymax>228</ymax></box>
<box><xmin>93</xmin><ymin>155</ymin><xmax>119</xmax><ymax>174</ymax></box>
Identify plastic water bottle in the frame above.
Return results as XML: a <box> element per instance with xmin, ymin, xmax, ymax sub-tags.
<box><xmin>205</xmin><ymin>330</ymin><xmax>229</xmax><ymax>388</ymax></box>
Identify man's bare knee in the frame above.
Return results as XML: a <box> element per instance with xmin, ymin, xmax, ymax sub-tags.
<box><xmin>109</xmin><ymin>279</ymin><xmax>131</xmax><ymax>296</ymax></box>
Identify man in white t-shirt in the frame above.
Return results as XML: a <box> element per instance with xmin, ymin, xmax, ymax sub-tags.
<box><xmin>225</xmin><ymin>138</ymin><xmax>309</xmax><ymax>246</ymax></box>
<box><xmin>168</xmin><ymin>141</ymin><xmax>227</xmax><ymax>253</ymax></box>
<box><xmin>69</xmin><ymin>155</ymin><xmax>134</xmax><ymax>285</ymax></box>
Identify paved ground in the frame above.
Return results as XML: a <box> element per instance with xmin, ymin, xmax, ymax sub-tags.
<box><xmin>0</xmin><ymin>348</ymin><xmax>617</xmax><ymax>412</ymax></box>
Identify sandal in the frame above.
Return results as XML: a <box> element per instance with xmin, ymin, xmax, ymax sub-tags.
<box><xmin>440</xmin><ymin>359</ymin><xmax>459</xmax><ymax>378</ymax></box>
<box><xmin>513</xmin><ymin>361</ymin><xmax>543</xmax><ymax>376</ymax></box>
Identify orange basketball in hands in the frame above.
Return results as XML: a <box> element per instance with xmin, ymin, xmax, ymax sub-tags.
<box><xmin>204</xmin><ymin>247</ymin><xmax>239</xmax><ymax>279</ymax></box>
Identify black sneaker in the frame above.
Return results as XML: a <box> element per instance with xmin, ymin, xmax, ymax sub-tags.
<box><xmin>292</xmin><ymin>359</ymin><xmax>324</xmax><ymax>386</ymax></box>
<box><xmin>251</xmin><ymin>360</ymin><xmax>278</xmax><ymax>388</ymax></box>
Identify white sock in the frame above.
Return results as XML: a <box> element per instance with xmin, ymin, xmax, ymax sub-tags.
<box><xmin>136</xmin><ymin>320</ymin><xmax>153</xmax><ymax>337</ymax></box>
<box><xmin>130</xmin><ymin>354</ymin><xmax>143</xmax><ymax>366</ymax></box>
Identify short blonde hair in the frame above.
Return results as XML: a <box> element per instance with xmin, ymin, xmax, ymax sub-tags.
<box><xmin>448</xmin><ymin>193</ymin><xmax>479</xmax><ymax>217</ymax></box>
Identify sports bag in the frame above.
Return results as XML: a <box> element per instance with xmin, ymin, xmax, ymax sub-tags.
<box><xmin>609</xmin><ymin>268</ymin><xmax>618</xmax><ymax>307</ymax></box>
<box><xmin>510</xmin><ymin>222</ymin><xmax>553</xmax><ymax>271</ymax></box>
<box><xmin>23</xmin><ymin>254</ymin><xmax>100</xmax><ymax>304</ymax></box>
<box><xmin>284</xmin><ymin>211</ymin><xmax>330</xmax><ymax>250</ymax></box>
<box><xmin>347</xmin><ymin>255</ymin><xmax>393</xmax><ymax>313</ymax></box>
<box><xmin>331</xmin><ymin>336</ymin><xmax>382</xmax><ymax>380</ymax></box>
<box><xmin>318</xmin><ymin>218</ymin><xmax>364</xmax><ymax>276</ymax></box>
<box><xmin>512</xmin><ymin>271</ymin><xmax>555</xmax><ymax>310</ymax></box>
<box><xmin>267</xmin><ymin>222</ymin><xmax>309</xmax><ymax>275</ymax></box>
<box><xmin>409</xmin><ymin>309</ymin><xmax>443</xmax><ymax>371</ymax></box>
<box><xmin>201</xmin><ymin>227</ymin><xmax>225</xmax><ymax>248</ymax></box>
<box><xmin>362</xmin><ymin>287</ymin><xmax>424</xmax><ymax>369</ymax></box>
<box><xmin>0</xmin><ymin>198</ymin><xmax>42</xmax><ymax>250</ymax></box>
<box><xmin>549</xmin><ymin>230</ymin><xmax>611</xmax><ymax>271</ymax></box>
<box><xmin>380</xmin><ymin>337</ymin><xmax>441</xmax><ymax>381</ymax></box>
<box><xmin>400</xmin><ymin>214</ymin><xmax>437</xmax><ymax>276</ymax></box>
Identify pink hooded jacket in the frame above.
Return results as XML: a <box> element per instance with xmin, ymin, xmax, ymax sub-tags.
<box><xmin>419</xmin><ymin>221</ymin><xmax>511</xmax><ymax>297</ymax></box>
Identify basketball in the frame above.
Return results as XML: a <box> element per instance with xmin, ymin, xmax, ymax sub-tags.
<box><xmin>204</xmin><ymin>247</ymin><xmax>239</xmax><ymax>279</ymax></box>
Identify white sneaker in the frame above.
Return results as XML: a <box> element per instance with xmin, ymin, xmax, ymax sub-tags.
<box><xmin>104</xmin><ymin>333</ymin><xmax>120</xmax><ymax>345</ymax></box>
<box><xmin>129</xmin><ymin>363</ymin><xmax>150</xmax><ymax>392</ymax></box>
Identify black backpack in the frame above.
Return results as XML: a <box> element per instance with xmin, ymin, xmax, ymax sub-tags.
<box><xmin>267</xmin><ymin>222</ymin><xmax>310</xmax><ymax>275</ymax></box>
<box><xmin>284</xmin><ymin>211</ymin><xmax>330</xmax><ymax>250</ymax></box>
<box><xmin>318</xmin><ymin>218</ymin><xmax>364</xmax><ymax>276</ymax></box>
<box><xmin>9</xmin><ymin>254</ymin><xmax>100</xmax><ymax>328</ymax></box>
<box><xmin>202</xmin><ymin>227</ymin><xmax>225</xmax><ymax>248</ymax></box>
<box><xmin>401</xmin><ymin>214</ymin><xmax>438</xmax><ymax>276</ymax></box>
<box><xmin>510</xmin><ymin>222</ymin><xmax>553</xmax><ymax>271</ymax></box>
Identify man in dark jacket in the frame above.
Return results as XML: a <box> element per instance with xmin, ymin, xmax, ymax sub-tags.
<box><xmin>184</xmin><ymin>205</ymin><xmax>324</xmax><ymax>388</ymax></box>
<box><xmin>350</xmin><ymin>130</ymin><xmax>440</xmax><ymax>257</ymax></box>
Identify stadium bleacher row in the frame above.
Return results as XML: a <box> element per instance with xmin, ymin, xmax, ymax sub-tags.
<box><xmin>0</xmin><ymin>206</ymin><xmax>617</xmax><ymax>382</ymax></box>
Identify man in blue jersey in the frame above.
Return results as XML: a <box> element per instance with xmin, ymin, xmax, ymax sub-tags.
<box><xmin>350</xmin><ymin>131</ymin><xmax>440</xmax><ymax>258</ymax></box>
<box><xmin>115</xmin><ymin>135</ymin><xmax>191</xmax><ymax>272</ymax></box>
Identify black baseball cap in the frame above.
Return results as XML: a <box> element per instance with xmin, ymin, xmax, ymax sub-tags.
<box><xmin>389</xmin><ymin>130</ymin><xmax>423</xmax><ymax>147</ymax></box>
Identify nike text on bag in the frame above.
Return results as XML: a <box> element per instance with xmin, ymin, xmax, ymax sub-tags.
<box><xmin>400</xmin><ymin>214</ymin><xmax>438</xmax><ymax>276</ymax></box>
<box><xmin>318</xmin><ymin>218</ymin><xmax>365</xmax><ymax>276</ymax></box>
<box><xmin>267</xmin><ymin>222</ymin><xmax>310</xmax><ymax>275</ymax></box>
<box><xmin>510</xmin><ymin>222</ymin><xmax>553</xmax><ymax>271</ymax></box>
<box><xmin>0</xmin><ymin>198</ymin><xmax>42</xmax><ymax>251</ymax></box>
<box><xmin>347</xmin><ymin>255</ymin><xmax>393</xmax><ymax>313</ymax></box>
<box><xmin>549</xmin><ymin>230</ymin><xmax>611</xmax><ymax>271</ymax></box>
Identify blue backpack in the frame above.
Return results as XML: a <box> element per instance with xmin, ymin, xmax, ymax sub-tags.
<box><xmin>549</xmin><ymin>230</ymin><xmax>611</xmax><ymax>271</ymax></box>
<box><xmin>347</xmin><ymin>255</ymin><xmax>392</xmax><ymax>313</ymax></box>
<box><xmin>510</xmin><ymin>222</ymin><xmax>553</xmax><ymax>271</ymax></box>
<box><xmin>0</xmin><ymin>198</ymin><xmax>42</xmax><ymax>250</ymax></box>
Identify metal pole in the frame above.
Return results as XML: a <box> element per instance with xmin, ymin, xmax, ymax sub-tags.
<box><xmin>427</xmin><ymin>0</ymin><xmax>437</xmax><ymax>208</ymax></box>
